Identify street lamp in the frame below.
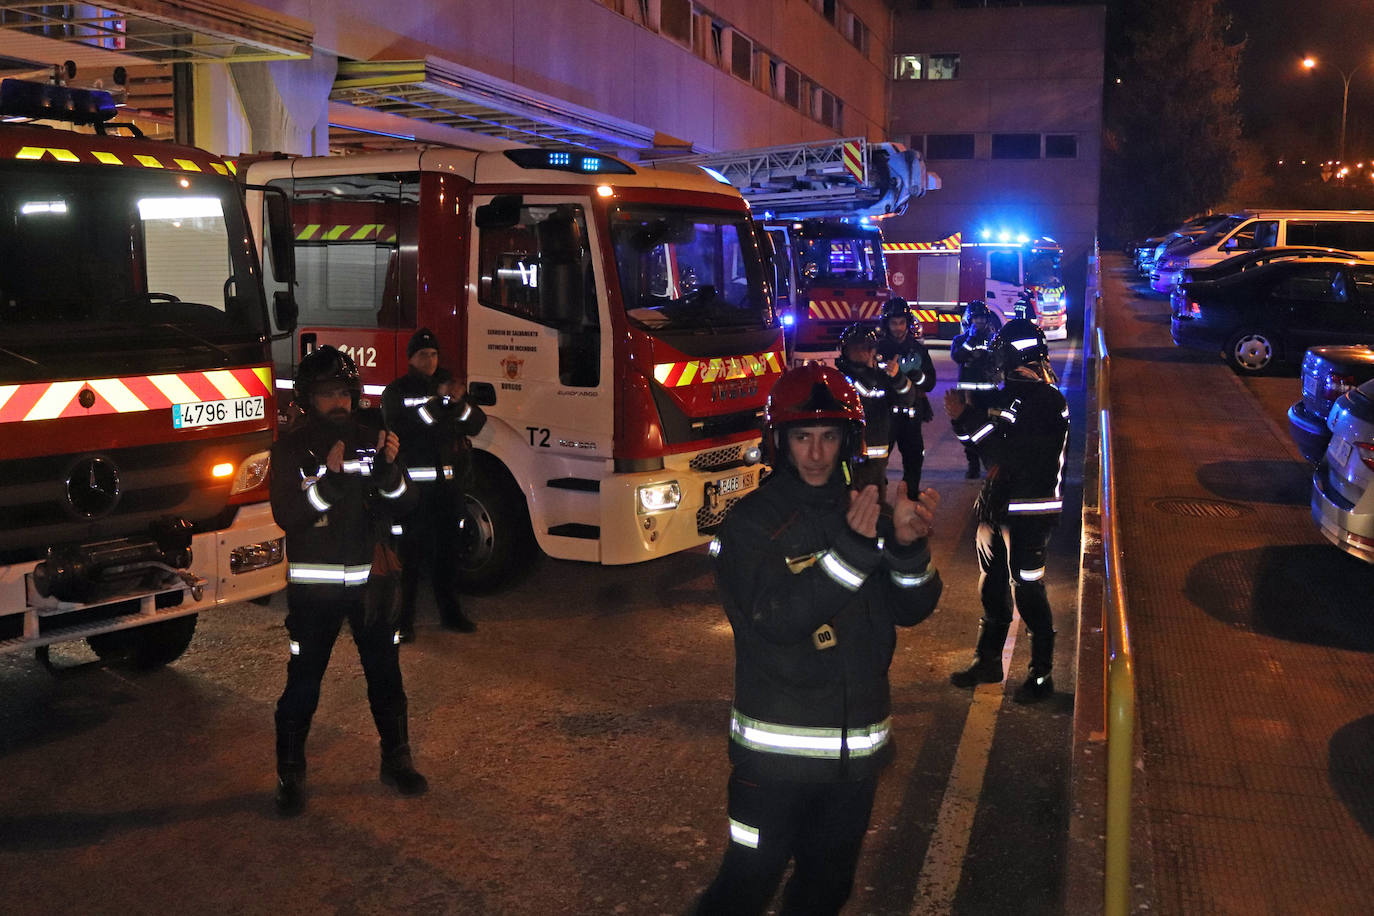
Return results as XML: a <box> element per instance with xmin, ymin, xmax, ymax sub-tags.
<box><xmin>1303</xmin><ymin>55</ymin><xmax>1368</xmax><ymax>165</ymax></box>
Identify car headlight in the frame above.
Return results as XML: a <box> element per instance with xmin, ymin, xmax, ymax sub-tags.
<box><xmin>637</xmin><ymin>481</ymin><xmax>681</xmax><ymax>514</ymax></box>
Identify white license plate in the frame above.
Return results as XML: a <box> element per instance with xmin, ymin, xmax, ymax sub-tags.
<box><xmin>1332</xmin><ymin>437</ymin><xmax>1353</xmax><ymax>468</ymax></box>
<box><xmin>717</xmin><ymin>469</ymin><xmax>755</xmax><ymax>495</ymax></box>
<box><xmin>173</xmin><ymin>396</ymin><xmax>265</xmax><ymax>429</ymax></box>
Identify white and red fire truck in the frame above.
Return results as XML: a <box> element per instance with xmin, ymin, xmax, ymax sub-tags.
<box><xmin>660</xmin><ymin>138</ymin><xmax>937</xmax><ymax>363</ymax></box>
<box><xmin>242</xmin><ymin>146</ymin><xmax>782</xmax><ymax>590</ymax></box>
<box><xmin>884</xmin><ymin>231</ymin><xmax>1067</xmax><ymax>341</ymax></box>
<box><xmin>0</xmin><ymin>79</ymin><xmax>295</xmax><ymax>667</ymax></box>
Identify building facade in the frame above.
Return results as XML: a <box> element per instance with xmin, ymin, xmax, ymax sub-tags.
<box><xmin>884</xmin><ymin>3</ymin><xmax>1105</xmax><ymax>262</ymax></box>
<box><xmin>0</xmin><ymin>1</ymin><xmax>898</xmax><ymax>157</ymax></box>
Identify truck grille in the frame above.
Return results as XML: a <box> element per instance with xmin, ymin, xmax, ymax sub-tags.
<box><xmin>690</xmin><ymin>444</ymin><xmax>745</xmax><ymax>472</ymax></box>
<box><xmin>0</xmin><ymin>431</ymin><xmax>270</xmax><ymax>565</ymax></box>
<box><xmin>697</xmin><ymin>494</ymin><xmax>743</xmax><ymax>534</ymax></box>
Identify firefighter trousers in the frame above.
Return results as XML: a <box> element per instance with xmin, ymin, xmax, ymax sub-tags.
<box><xmin>275</xmin><ymin>586</ymin><xmax>408</xmax><ymax>767</ymax></box>
<box><xmin>888</xmin><ymin>413</ymin><xmax>926</xmax><ymax>490</ymax></box>
<box><xmin>974</xmin><ymin>516</ymin><xmax>1058</xmax><ymax>670</ymax></box>
<box><xmin>398</xmin><ymin>481</ymin><xmax>464</xmax><ymax>627</ymax></box>
<box><xmin>694</xmin><ymin>770</ymin><xmax>879</xmax><ymax>916</ymax></box>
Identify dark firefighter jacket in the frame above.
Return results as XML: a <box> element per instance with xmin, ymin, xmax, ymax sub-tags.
<box><xmin>833</xmin><ymin>356</ymin><xmax>915</xmax><ymax>459</ymax></box>
<box><xmin>876</xmin><ymin>331</ymin><xmax>937</xmax><ymax>421</ymax></box>
<box><xmin>950</xmin><ymin>375</ymin><xmax>1069</xmax><ymax>522</ymax></box>
<box><xmin>711</xmin><ymin>465</ymin><xmax>942</xmax><ymax>783</ymax></box>
<box><xmin>269</xmin><ymin>416</ymin><xmax>417</xmax><ymax>592</ymax></box>
<box><xmin>381</xmin><ymin>368</ymin><xmax>487</xmax><ymax>487</ymax></box>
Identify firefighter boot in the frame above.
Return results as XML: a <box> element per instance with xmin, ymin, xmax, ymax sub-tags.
<box><xmin>274</xmin><ymin>720</ymin><xmax>310</xmax><ymax>817</ymax></box>
<box><xmin>376</xmin><ymin>708</ymin><xmax>429</xmax><ymax>797</ymax></box>
<box><xmin>438</xmin><ymin>598</ymin><xmax>476</xmax><ymax>633</ymax></box>
<box><xmin>949</xmin><ymin>620</ymin><xmax>1010</xmax><ymax>688</ymax></box>
<box><xmin>1013</xmin><ymin>629</ymin><xmax>1056</xmax><ymax>704</ymax></box>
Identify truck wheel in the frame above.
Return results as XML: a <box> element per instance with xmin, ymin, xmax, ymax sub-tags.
<box><xmin>86</xmin><ymin>614</ymin><xmax>198</xmax><ymax>669</ymax></box>
<box><xmin>456</xmin><ymin>457</ymin><xmax>534</xmax><ymax>593</ymax></box>
<box><xmin>1226</xmin><ymin>329</ymin><xmax>1277</xmax><ymax>375</ymax></box>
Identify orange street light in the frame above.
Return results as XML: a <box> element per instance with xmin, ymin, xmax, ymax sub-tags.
<box><xmin>1303</xmin><ymin>54</ymin><xmax>1369</xmax><ymax>164</ymax></box>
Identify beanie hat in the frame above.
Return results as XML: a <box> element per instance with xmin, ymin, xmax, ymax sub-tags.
<box><xmin>407</xmin><ymin>327</ymin><xmax>440</xmax><ymax>357</ymax></box>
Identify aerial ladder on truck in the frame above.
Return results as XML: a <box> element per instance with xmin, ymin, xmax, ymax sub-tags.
<box><xmin>658</xmin><ymin>137</ymin><xmax>941</xmax><ymax>361</ymax></box>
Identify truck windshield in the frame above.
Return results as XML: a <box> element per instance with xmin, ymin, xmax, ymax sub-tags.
<box><xmin>612</xmin><ymin>205</ymin><xmax>773</xmax><ymax>332</ymax></box>
<box><xmin>1027</xmin><ymin>251</ymin><xmax>1062</xmax><ymax>287</ymax></box>
<box><xmin>0</xmin><ymin>164</ymin><xmax>266</xmax><ymax>380</ymax></box>
<box><xmin>798</xmin><ymin>235</ymin><xmax>885</xmax><ymax>284</ymax></box>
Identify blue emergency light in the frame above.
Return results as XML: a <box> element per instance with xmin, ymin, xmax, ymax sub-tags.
<box><xmin>0</xmin><ymin>78</ymin><xmax>116</xmax><ymax>126</ymax></box>
<box><xmin>504</xmin><ymin>148</ymin><xmax>635</xmax><ymax>175</ymax></box>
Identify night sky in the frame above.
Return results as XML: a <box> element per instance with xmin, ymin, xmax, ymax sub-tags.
<box><xmin>1227</xmin><ymin>0</ymin><xmax>1374</xmax><ymax>159</ymax></box>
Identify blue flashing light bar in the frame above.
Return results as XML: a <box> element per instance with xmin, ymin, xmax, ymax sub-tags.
<box><xmin>0</xmin><ymin>78</ymin><xmax>116</xmax><ymax>126</ymax></box>
<box><xmin>504</xmin><ymin>148</ymin><xmax>635</xmax><ymax>175</ymax></box>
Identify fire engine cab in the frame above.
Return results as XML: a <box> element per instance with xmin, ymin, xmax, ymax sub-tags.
<box><xmin>659</xmin><ymin>137</ymin><xmax>938</xmax><ymax>363</ymax></box>
<box><xmin>0</xmin><ymin>78</ymin><xmax>296</xmax><ymax>667</ymax></box>
<box><xmin>243</xmin><ymin>145</ymin><xmax>781</xmax><ymax>590</ymax></box>
<box><xmin>884</xmin><ymin>230</ymin><xmax>1066</xmax><ymax>341</ymax></box>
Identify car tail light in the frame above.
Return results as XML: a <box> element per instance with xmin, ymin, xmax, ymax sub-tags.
<box><xmin>1187</xmin><ymin>300</ymin><xmax>1201</xmax><ymax>316</ymax></box>
<box><xmin>1358</xmin><ymin>442</ymin><xmax>1374</xmax><ymax>471</ymax></box>
<box><xmin>1320</xmin><ymin>372</ymin><xmax>1357</xmax><ymax>403</ymax></box>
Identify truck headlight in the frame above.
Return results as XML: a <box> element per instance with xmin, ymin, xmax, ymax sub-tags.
<box><xmin>637</xmin><ymin>481</ymin><xmax>681</xmax><ymax>514</ymax></box>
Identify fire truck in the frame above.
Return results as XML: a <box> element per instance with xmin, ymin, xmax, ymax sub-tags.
<box><xmin>884</xmin><ymin>230</ymin><xmax>1067</xmax><ymax>341</ymax></box>
<box><xmin>0</xmin><ymin>78</ymin><xmax>296</xmax><ymax>667</ymax></box>
<box><xmin>660</xmin><ymin>138</ymin><xmax>937</xmax><ymax>363</ymax></box>
<box><xmin>242</xmin><ymin>146</ymin><xmax>782</xmax><ymax>590</ymax></box>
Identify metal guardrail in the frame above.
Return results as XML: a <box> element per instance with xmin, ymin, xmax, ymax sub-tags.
<box><xmin>1096</xmin><ymin>312</ymin><xmax>1137</xmax><ymax>916</ymax></box>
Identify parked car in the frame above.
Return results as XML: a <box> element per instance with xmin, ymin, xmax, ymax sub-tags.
<box><xmin>1153</xmin><ymin>209</ymin><xmax>1374</xmax><ymax>295</ymax></box>
<box><xmin>1311</xmin><ymin>377</ymin><xmax>1374</xmax><ymax>563</ymax></box>
<box><xmin>1287</xmin><ymin>345</ymin><xmax>1374</xmax><ymax>461</ymax></box>
<box><xmin>1171</xmin><ymin>258</ymin><xmax>1374</xmax><ymax>374</ymax></box>
<box><xmin>1148</xmin><ymin>214</ymin><xmax>1250</xmax><ymax>290</ymax></box>
<box><xmin>1166</xmin><ymin>246</ymin><xmax>1362</xmax><ymax>315</ymax></box>
<box><xmin>1131</xmin><ymin>214</ymin><xmax>1218</xmax><ymax>273</ymax></box>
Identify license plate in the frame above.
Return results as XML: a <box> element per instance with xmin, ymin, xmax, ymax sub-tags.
<box><xmin>1332</xmin><ymin>437</ymin><xmax>1353</xmax><ymax>468</ymax></box>
<box><xmin>173</xmin><ymin>396</ymin><xmax>265</xmax><ymax>428</ymax></box>
<box><xmin>713</xmin><ymin>469</ymin><xmax>755</xmax><ymax>498</ymax></box>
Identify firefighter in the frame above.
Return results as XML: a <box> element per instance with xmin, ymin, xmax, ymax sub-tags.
<box><xmin>269</xmin><ymin>346</ymin><xmax>426</xmax><ymax>817</ymax></box>
<box><xmin>943</xmin><ymin>318</ymin><xmax>1068</xmax><ymax>704</ymax></box>
<box><xmin>695</xmin><ymin>363</ymin><xmax>943</xmax><ymax>915</ymax></box>
<box><xmin>382</xmin><ymin>328</ymin><xmax>486</xmax><ymax>638</ymax></box>
<box><xmin>833</xmin><ymin>322</ymin><xmax>915</xmax><ymax>497</ymax></box>
<box><xmin>949</xmin><ymin>300</ymin><xmax>1001</xmax><ymax>479</ymax></box>
<box><xmin>874</xmin><ymin>297</ymin><xmax>937</xmax><ymax>491</ymax></box>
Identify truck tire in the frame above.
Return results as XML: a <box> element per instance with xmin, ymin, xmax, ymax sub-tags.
<box><xmin>456</xmin><ymin>456</ymin><xmax>534</xmax><ymax>593</ymax></box>
<box><xmin>86</xmin><ymin>614</ymin><xmax>198</xmax><ymax>669</ymax></box>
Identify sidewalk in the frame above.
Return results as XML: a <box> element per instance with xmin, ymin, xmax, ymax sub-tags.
<box><xmin>1097</xmin><ymin>256</ymin><xmax>1374</xmax><ymax>914</ymax></box>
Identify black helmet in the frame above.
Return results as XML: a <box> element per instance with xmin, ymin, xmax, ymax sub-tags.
<box><xmin>294</xmin><ymin>345</ymin><xmax>361</xmax><ymax>410</ymax></box>
<box><xmin>992</xmin><ymin>318</ymin><xmax>1049</xmax><ymax>372</ymax></box>
<box><xmin>838</xmin><ymin>322</ymin><xmax>878</xmax><ymax>354</ymax></box>
<box><xmin>963</xmin><ymin>299</ymin><xmax>991</xmax><ymax>322</ymax></box>
<box><xmin>881</xmin><ymin>297</ymin><xmax>915</xmax><ymax>324</ymax></box>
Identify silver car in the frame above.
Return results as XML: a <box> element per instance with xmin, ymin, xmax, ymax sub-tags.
<box><xmin>1312</xmin><ymin>377</ymin><xmax>1374</xmax><ymax>562</ymax></box>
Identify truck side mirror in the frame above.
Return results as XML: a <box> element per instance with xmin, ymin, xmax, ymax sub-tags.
<box><xmin>273</xmin><ymin>289</ymin><xmax>298</xmax><ymax>334</ymax></box>
<box><xmin>262</xmin><ymin>187</ymin><xmax>296</xmax><ymax>285</ymax></box>
<box><xmin>476</xmin><ymin>194</ymin><xmax>523</xmax><ymax>229</ymax></box>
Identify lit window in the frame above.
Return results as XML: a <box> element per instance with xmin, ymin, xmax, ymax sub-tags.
<box><xmin>893</xmin><ymin>54</ymin><xmax>922</xmax><ymax>80</ymax></box>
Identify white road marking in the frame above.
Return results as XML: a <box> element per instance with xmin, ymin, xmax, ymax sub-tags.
<box><xmin>909</xmin><ymin>621</ymin><xmax>1020</xmax><ymax>915</ymax></box>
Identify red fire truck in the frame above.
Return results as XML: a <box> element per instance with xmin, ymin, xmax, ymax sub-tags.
<box><xmin>884</xmin><ymin>231</ymin><xmax>1066</xmax><ymax>341</ymax></box>
<box><xmin>0</xmin><ymin>79</ymin><xmax>296</xmax><ymax>667</ymax></box>
<box><xmin>659</xmin><ymin>138</ymin><xmax>936</xmax><ymax>363</ymax></box>
<box><xmin>242</xmin><ymin>146</ymin><xmax>782</xmax><ymax>590</ymax></box>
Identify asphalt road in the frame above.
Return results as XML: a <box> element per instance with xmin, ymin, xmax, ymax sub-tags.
<box><xmin>0</xmin><ymin>339</ymin><xmax>1090</xmax><ymax>916</ymax></box>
